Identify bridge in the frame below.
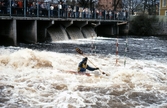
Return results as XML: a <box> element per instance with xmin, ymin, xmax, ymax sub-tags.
<box><xmin>0</xmin><ymin>3</ymin><xmax>128</xmax><ymax>46</ymax></box>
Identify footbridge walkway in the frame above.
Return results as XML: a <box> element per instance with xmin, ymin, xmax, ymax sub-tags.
<box><xmin>0</xmin><ymin>4</ymin><xmax>128</xmax><ymax>46</ymax></box>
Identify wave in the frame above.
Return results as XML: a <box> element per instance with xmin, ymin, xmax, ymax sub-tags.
<box><xmin>0</xmin><ymin>46</ymin><xmax>167</xmax><ymax>108</ymax></box>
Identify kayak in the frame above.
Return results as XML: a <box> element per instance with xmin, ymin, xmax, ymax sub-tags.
<box><xmin>64</xmin><ymin>71</ymin><xmax>91</xmax><ymax>76</ymax></box>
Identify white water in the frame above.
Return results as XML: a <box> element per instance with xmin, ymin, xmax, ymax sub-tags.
<box><xmin>0</xmin><ymin>38</ymin><xmax>167</xmax><ymax>108</ymax></box>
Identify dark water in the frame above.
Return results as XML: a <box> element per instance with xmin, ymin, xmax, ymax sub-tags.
<box><xmin>19</xmin><ymin>36</ymin><xmax>167</xmax><ymax>62</ymax></box>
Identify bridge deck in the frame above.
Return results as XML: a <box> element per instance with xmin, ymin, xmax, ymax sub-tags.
<box><xmin>0</xmin><ymin>16</ymin><xmax>125</xmax><ymax>23</ymax></box>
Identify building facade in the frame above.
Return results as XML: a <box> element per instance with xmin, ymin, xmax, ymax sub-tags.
<box><xmin>98</xmin><ymin>0</ymin><xmax>122</xmax><ymax>10</ymax></box>
<box><xmin>159</xmin><ymin>0</ymin><xmax>167</xmax><ymax>16</ymax></box>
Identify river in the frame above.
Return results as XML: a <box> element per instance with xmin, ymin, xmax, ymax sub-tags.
<box><xmin>0</xmin><ymin>36</ymin><xmax>167</xmax><ymax>108</ymax></box>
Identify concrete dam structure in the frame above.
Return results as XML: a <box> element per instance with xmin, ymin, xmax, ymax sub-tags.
<box><xmin>0</xmin><ymin>17</ymin><xmax>127</xmax><ymax>46</ymax></box>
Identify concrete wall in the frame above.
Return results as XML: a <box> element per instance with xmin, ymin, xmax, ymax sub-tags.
<box><xmin>37</xmin><ymin>20</ymin><xmax>53</xmax><ymax>42</ymax></box>
<box><xmin>96</xmin><ymin>25</ymin><xmax>116</xmax><ymax>36</ymax></box>
<box><xmin>0</xmin><ymin>20</ymin><xmax>17</xmax><ymax>46</ymax></box>
<box><xmin>119</xmin><ymin>24</ymin><xmax>129</xmax><ymax>35</ymax></box>
<box><xmin>17</xmin><ymin>20</ymin><xmax>37</xmax><ymax>43</ymax></box>
<box><xmin>0</xmin><ymin>18</ymin><xmax>126</xmax><ymax>46</ymax></box>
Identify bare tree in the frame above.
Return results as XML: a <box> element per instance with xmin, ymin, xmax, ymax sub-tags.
<box><xmin>142</xmin><ymin>0</ymin><xmax>157</xmax><ymax>15</ymax></box>
<box><xmin>113</xmin><ymin>0</ymin><xmax>122</xmax><ymax>11</ymax></box>
<box><xmin>122</xmin><ymin>0</ymin><xmax>143</xmax><ymax>15</ymax></box>
<box><xmin>77</xmin><ymin>0</ymin><xmax>89</xmax><ymax>8</ymax></box>
<box><xmin>66</xmin><ymin>0</ymin><xmax>77</xmax><ymax>6</ymax></box>
<box><xmin>122</xmin><ymin>0</ymin><xmax>158</xmax><ymax>15</ymax></box>
<box><xmin>77</xmin><ymin>0</ymin><xmax>97</xmax><ymax>11</ymax></box>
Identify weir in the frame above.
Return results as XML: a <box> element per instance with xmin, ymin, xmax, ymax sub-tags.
<box><xmin>82</xmin><ymin>25</ymin><xmax>96</xmax><ymax>38</ymax></box>
<box><xmin>66</xmin><ymin>25</ymin><xmax>84</xmax><ymax>39</ymax></box>
<box><xmin>47</xmin><ymin>24</ymin><xmax>69</xmax><ymax>41</ymax></box>
<box><xmin>37</xmin><ymin>20</ymin><xmax>54</xmax><ymax>42</ymax></box>
<box><xmin>0</xmin><ymin>17</ymin><xmax>127</xmax><ymax>46</ymax></box>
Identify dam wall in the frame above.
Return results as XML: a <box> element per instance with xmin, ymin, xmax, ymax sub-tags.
<box><xmin>0</xmin><ymin>17</ymin><xmax>127</xmax><ymax>46</ymax></box>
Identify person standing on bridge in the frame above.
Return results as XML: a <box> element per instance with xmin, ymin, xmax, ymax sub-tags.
<box><xmin>58</xmin><ymin>2</ymin><xmax>62</xmax><ymax>17</ymax></box>
<box><xmin>50</xmin><ymin>4</ymin><xmax>54</xmax><ymax>17</ymax></box>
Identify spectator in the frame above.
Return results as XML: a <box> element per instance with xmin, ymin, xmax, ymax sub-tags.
<box><xmin>67</xmin><ymin>5</ymin><xmax>72</xmax><ymax>18</ymax></box>
<box><xmin>0</xmin><ymin>2</ymin><xmax>2</xmax><ymax>13</ymax></box>
<box><xmin>17</xmin><ymin>0</ymin><xmax>23</xmax><ymax>14</ymax></box>
<box><xmin>50</xmin><ymin>4</ymin><xmax>54</xmax><ymax>17</ymax></box>
<box><xmin>76</xmin><ymin>5</ymin><xmax>79</xmax><ymax>18</ymax></box>
<box><xmin>109</xmin><ymin>9</ymin><xmax>112</xmax><ymax>20</ymax></box>
<box><xmin>58</xmin><ymin>2</ymin><xmax>62</xmax><ymax>17</ymax></box>
<box><xmin>53</xmin><ymin>4</ymin><xmax>58</xmax><ymax>17</ymax></box>
<box><xmin>1</xmin><ymin>0</ymin><xmax>8</xmax><ymax>14</ymax></box>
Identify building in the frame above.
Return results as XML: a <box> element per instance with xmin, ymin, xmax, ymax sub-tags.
<box><xmin>159</xmin><ymin>0</ymin><xmax>167</xmax><ymax>16</ymax></box>
<box><xmin>98</xmin><ymin>0</ymin><xmax>112</xmax><ymax>10</ymax></box>
<box><xmin>98</xmin><ymin>0</ymin><xmax>122</xmax><ymax>10</ymax></box>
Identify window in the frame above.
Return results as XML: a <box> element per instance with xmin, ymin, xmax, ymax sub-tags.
<box><xmin>162</xmin><ymin>0</ymin><xmax>167</xmax><ymax>7</ymax></box>
<box><xmin>165</xmin><ymin>11</ymin><xmax>167</xmax><ymax>16</ymax></box>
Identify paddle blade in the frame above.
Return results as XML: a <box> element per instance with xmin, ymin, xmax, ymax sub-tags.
<box><xmin>76</xmin><ymin>47</ymin><xmax>83</xmax><ymax>55</ymax></box>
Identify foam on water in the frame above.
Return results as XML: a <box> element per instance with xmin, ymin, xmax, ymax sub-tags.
<box><xmin>0</xmin><ymin>40</ymin><xmax>167</xmax><ymax>108</ymax></box>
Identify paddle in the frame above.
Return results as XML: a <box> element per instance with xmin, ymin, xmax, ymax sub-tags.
<box><xmin>75</xmin><ymin>47</ymin><xmax>108</xmax><ymax>76</ymax></box>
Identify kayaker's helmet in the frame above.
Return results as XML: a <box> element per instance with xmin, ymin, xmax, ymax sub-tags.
<box><xmin>83</xmin><ymin>57</ymin><xmax>88</xmax><ymax>61</ymax></box>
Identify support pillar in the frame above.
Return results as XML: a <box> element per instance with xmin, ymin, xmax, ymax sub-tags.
<box><xmin>0</xmin><ymin>20</ymin><xmax>17</xmax><ymax>46</ymax></box>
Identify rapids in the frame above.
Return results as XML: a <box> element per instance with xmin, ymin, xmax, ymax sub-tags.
<box><xmin>0</xmin><ymin>37</ymin><xmax>167</xmax><ymax>108</ymax></box>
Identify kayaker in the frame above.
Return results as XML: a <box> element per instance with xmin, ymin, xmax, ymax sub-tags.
<box><xmin>78</xmin><ymin>57</ymin><xmax>99</xmax><ymax>72</ymax></box>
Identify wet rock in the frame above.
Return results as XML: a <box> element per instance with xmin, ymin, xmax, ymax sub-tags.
<box><xmin>0</xmin><ymin>103</ymin><xmax>5</xmax><ymax>107</ymax></box>
<box><xmin>52</xmin><ymin>83</ymin><xmax>67</xmax><ymax>90</ymax></box>
<box><xmin>0</xmin><ymin>98</ymin><xmax>10</xmax><ymax>103</ymax></box>
<box><xmin>0</xmin><ymin>85</ymin><xmax>14</xmax><ymax>90</ymax></box>
<box><xmin>6</xmin><ymin>103</ymin><xmax>20</xmax><ymax>108</ymax></box>
<box><xmin>0</xmin><ymin>86</ymin><xmax>4</xmax><ymax>90</ymax></box>
<box><xmin>67</xmin><ymin>104</ymin><xmax>76</xmax><ymax>108</ymax></box>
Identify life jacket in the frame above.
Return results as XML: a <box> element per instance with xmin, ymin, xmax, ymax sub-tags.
<box><xmin>82</xmin><ymin>61</ymin><xmax>87</xmax><ymax>68</ymax></box>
